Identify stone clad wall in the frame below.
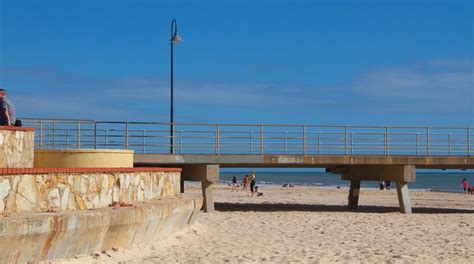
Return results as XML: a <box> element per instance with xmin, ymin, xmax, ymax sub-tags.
<box><xmin>0</xmin><ymin>168</ymin><xmax>181</xmax><ymax>215</ymax></box>
<box><xmin>0</xmin><ymin>127</ymin><xmax>35</xmax><ymax>168</ymax></box>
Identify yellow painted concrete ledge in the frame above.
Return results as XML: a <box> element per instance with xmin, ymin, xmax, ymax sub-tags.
<box><xmin>34</xmin><ymin>149</ymin><xmax>134</xmax><ymax>168</ymax></box>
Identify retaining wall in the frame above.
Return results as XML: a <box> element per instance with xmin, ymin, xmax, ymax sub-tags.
<box><xmin>0</xmin><ymin>195</ymin><xmax>202</xmax><ymax>263</ymax></box>
<box><xmin>0</xmin><ymin>168</ymin><xmax>181</xmax><ymax>215</ymax></box>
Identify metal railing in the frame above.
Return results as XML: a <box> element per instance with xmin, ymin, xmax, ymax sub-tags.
<box><xmin>21</xmin><ymin>118</ymin><xmax>473</xmax><ymax>156</ymax></box>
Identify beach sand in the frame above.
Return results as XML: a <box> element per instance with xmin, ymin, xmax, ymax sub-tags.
<box><xmin>54</xmin><ymin>184</ymin><xmax>474</xmax><ymax>263</ymax></box>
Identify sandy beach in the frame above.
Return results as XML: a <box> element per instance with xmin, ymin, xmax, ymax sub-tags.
<box><xmin>54</xmin><ymin>184</ymin><xmax>474</xmax><ymax>263</ymax></box>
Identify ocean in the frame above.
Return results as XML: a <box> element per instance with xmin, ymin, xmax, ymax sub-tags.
<box><xmin>220</xmin><ymin>171</ymin><xmax>474</xmax><ymax>193</ymax></box>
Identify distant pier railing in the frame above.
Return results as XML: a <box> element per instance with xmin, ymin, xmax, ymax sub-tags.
<box><xmin>21</xmin><ymin>118</ymin><xmax>473</xmax><ymax>156</ymax></box>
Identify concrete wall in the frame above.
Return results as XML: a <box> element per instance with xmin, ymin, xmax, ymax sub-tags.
<box><xmin>35</xmin><ymin>149</ymin><xmax>134</xmax><ymax>168</ymax></box>
<box><xmin>0</xmin><ymin>127</ymin><xmax>34</xmax><ymax>168</ymax></box>
<box><xmin>0</xmin><ymin>195</ymin><xmax>202</xmax><ymax>263</ymax></box>
<box><xmin>0</xmin><ymin>168</ymin><xmax>181</xmax><ymax>215</ymax></box>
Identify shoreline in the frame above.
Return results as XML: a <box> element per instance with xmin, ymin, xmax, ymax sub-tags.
<box><xmin>214</xmin><ymin>181</ymin><xmax>466</xmax><ymax>194</ymax></box>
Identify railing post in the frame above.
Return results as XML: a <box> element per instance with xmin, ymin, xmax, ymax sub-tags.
<box><xmin>416</xmin><ymin>133</ymin><xmax>419</xmax><ymax>156</ymax></box>
<box><xmin>142</xmin><ymin>129</ymin><xmax>146</xmax><ymax>153</ymax></box>
<box><xmin>250</xmin><ymin>131</ymin><xmax>253</xmax><ymax>154</ymax></box>
<box><xmin>105</xmin><ymin>129</ymin><xmax>108</xmax><ymax>149</ymax></box>
<box><xmin>94</xmin><ymin>122</ymin><xmax>97</xmax><ymax>149</ymax></box>
<box><xmin>66</xmin><ymin>128</ymin><xmax>69</xmax><ymax>150</ymax></box>
<box><xmin>52</xmin><ymin>121</ymin><xmax>56</xmax><ymax>149</ymax></box>
<box><xmin>384</xmin><ymin>126</ymin><xmax>389</xmax><ymax>156</ymax></box>
<box><xmin>468</xmin><ymin>127</ymin><xmax>471</xmax><ymax>157</ymax></box>
<box><xmin>179</xmin><ymin>130</ymin><xmax>183</xmax><ymax>154</ymax></box>
<box><xmin>260</xmin><ymin>125</ymin><xmax>264</xmax><ymax>155</ymax></box>
<box><xmin>125</xmin><ymin>122</ymin><xmax>129</xmax><ymax>149</ymax></box>
<box><xmin>317</xmin><ymin>130</ymin><xmax>321</xmax><ymax>155</ymax></box>
<box><xmin>350</xmin><ymin>132</ymin><xmax>354</xmax><ymax>155</ymax></box>
<box><xmin>284</xmin><ymin>131</ymin><xmax>288</xmax><ymax>154</ymax></box>
<box><xmin>344</xmin><ymin>126</ymin><xmax>348</xmax><ymax>155</ymax></box>
<box><xmin>426</xmin><ymin>127</ymin><xmax>430</xmax><ymax>156</ymax></box>
<box><xmin>39</xmin><ymin>120</ymin><xmax>43</xmax><ymax>148</ymax></box>
<box><xmin>216</xmin><ymin>124</ymin><xmax>220</xmax><ymax>155</ymax></box>
<box><xmin>303</xmin><ymin>125</ymin><xmax>307</xmax><ymax>155</ymax></box>
<box><xmin>448</xmin><ymin>133</ymin><xmax>451</xmax><ymax>156</ymax></box>
<box><xmin>77</xmin><ymin>121</ymin><xmax>81</xmax><ymax>149</ymax></box>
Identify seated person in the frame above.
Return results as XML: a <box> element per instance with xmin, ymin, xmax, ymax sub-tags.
<box><xmin>255</xmin><ymin>186</ymin><xmax>264</xmax><ymax>197</ymax></box>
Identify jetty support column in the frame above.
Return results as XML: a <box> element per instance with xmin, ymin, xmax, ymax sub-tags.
<box><xmin>348</xmin><ymin>180</ymin><xmax>361</xmax><ymax>210</ymax></box>
<box><xmin>396</xmin><ymin>181</ymin><xmax>412</xmax><ymax>214</ymax></box>
<box><xmin>339</xmin><ymin>165</ymin><xmax>416</xmax><ymax>214</ymax></box>
<box><xmin>181</xmin><ymin>164</ymin><xmax>219</xmax><ymax>213</ymax></box>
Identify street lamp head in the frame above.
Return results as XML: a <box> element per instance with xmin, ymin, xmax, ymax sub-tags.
<box><xmin>170</xmin><ymin>33</ymin><xmax>182</xmax><ymax>44</ymax></box>
<box><xmin>170</xmin><ymin>19</ymin><xmax>182</xmax><ymax>44</ymax></box>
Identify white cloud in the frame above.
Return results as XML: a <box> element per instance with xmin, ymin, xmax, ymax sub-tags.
<box><xmin>350</xmin><ymin>59</ymin><xmax>473</xmax><ymax>114</ymax></box>
<box><xmin>1</xmin><ymin>58</ymin><xmax>472</xmax><ymax>121</ymax></box>
<box><xmin>102</xmin><ymin>77</ymin><xmax>319</xmax><ymax>107</ymax></box>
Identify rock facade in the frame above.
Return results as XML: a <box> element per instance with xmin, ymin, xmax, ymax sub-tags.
<box><xmin>0</xmin><ymin>171</ymin><xmax>180</xmax><ymax>215</ymax></box>
<box><xmin>0</xmin><ymin>127</ymin><xmax>34</xmax><ymax>168</ymax></box>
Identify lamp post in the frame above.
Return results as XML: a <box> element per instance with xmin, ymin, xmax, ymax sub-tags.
<box><xmin>170</xmin><ymin>19</ymin><xmax>182</xmax><ymax>154</ymax></box>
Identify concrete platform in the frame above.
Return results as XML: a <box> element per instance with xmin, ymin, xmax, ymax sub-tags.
<box><xmin>135</xmin><ymin>154</ymin><xmax>474</xmax><ymax>169</ymax></box>
<box><xmin>0</xmin><ymin>194</ymin><xmax>202</xmax><ymax>263</ymax></box>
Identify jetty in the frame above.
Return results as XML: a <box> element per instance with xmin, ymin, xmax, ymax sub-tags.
<box><xmin>23</xmin><ymin>119</ymin><xmax>474</xmax><ymax>214</ymax></box>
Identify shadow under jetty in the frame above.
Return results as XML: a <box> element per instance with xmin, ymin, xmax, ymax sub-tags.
<box><xmin>214</xmin><ymin>202</ymin><xmax>474</xmax><ymax>214</ymax></box>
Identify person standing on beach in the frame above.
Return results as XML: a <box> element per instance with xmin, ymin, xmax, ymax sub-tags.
<box><xmin>250</xmin><ymin>172</ymin><xmax>256</xmax><ymax>197</ymax></box>
<box><xmin>461</xmin><ymin>178</ymin><xmax>468</xmax><ymax>194</ymax></box>
<box><xmin>242</xmin><ymin>175</ymin><xmax>249</xmax><ymax>191</ymax></box>
<box><xmin>231</xmin><ymin>174</ymin><xmax>238</xmax><ymax>192</ymax></box>
<box><xmin>0</xmin><ymin>88</ymin><xmax>16</xmax><ymax>126</ymax></box>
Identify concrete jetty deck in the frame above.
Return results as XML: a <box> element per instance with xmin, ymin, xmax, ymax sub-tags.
<box><xmin>134</xmin><ymin>154</ymin><xmax>474</xmax><ymax>169</ymax></box>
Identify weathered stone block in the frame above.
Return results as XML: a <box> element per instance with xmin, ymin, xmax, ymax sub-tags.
<box><xmin>0</xmin><ymin>127</ymin><xmax>34</xmax><ymax>168</ymax></box>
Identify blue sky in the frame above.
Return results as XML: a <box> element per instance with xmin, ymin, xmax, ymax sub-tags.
<box><xmin>0</xmin><ymin>0</ymin><xmax>472</xmax><ymax>126</ymax></box>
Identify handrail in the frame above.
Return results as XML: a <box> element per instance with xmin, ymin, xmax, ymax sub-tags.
<box><xmin>20</xmin><ymin>118</ymin><xmax>474</xmax><ymax>129</ymax></box>
<box><xmin>19</xmin><ymin>118</ymin><xmax>473</xmax><ymax>156</ymax></box>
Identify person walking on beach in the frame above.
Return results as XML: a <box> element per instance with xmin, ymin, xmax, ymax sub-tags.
<box><xmin>0</xmin><ymin>88</ymin><xmax>16</xmax><ymax>126</ymax></box>
<box><xmin>231</xmin><ymin>174</ymin><xmax>238</xmax><ymax>192</ymax></box>
<box><xmin>250</xmin><ymin>172</ymin><xmax>256</xmax><ymax>197</ymax></box>
<box><xmin>384</xmin><ymin>181</ymin><xmax>391</xmax><ymax>190</ymax></box>
<box><xmin>242</xmin><ymin>175</ymin><xmax>249</xmax><ymax>191</ymax></box>
<box><xmin>461</xmin><ymin>178</ymin><xmax>469</xmax><ymax>194</ymax></box>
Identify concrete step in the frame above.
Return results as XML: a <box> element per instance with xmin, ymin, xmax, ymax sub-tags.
<box><xmin>0</xmin><ymin>194</ymin><xmax>202</xmax><ymax>263</ymax></box>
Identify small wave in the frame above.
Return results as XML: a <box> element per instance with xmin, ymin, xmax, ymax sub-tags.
<box><xmin>427</xmin><ymin>188</ymin><xmax>462</xmax><ymax>194</ymax></box>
